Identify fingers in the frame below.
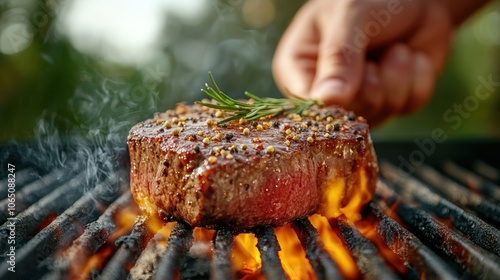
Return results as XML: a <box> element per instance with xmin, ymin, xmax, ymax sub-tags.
<box><xmin>272</xmin><ymin>0</ymin><xmax>445</xmax><ymax>126</ymax></box>
<box><xmin>347</xmin><ymin>48</ymin><xmax>435</xmax><ymax>126</ymax></box>
<box><xmin>405</xmin><ymin>52</ymin><xmax>435</xmax><ymax>113</ymax></box>
<box><xmin>346</xmin><ymin>45</ymin><xmax>414</xmax><ymax>124</ymax></box>
<box><xmin>272</xmin><ymin>2</ymin><xmax>319</xmax><ymax>99</ymax></box>
<box><xmin>347</xmin><ymin>62</ymin><xmax>384</xmax><ymax>120</ymax></box>
<box><xmin>273</xmin><ymin>0</ymin><xmax>426</xmax><ymax>107</ymax></box>
<box><xmin>309</xmin><ymin>1</ymin><xmax>366</xmax><ymax>106</ymax></box>
<box><xmin>274</xmin><ymin>0</ymin><xmax>370</xmax><ymax>104</ymax></box>
<box><xmin>379</xmin><ymin>44</ymin><xmax>413</xmax><ymax>115</ymax></box>
<box><xmin>407</xmin><ymin>2</ymin><xmax>453</xmax><ymax>75</ymax></box>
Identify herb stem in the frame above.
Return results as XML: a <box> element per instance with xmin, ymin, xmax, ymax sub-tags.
<box><xmin>196</xmin><ymin>72</ymin><xmax>323</xmax><ymax>124</ymax></box>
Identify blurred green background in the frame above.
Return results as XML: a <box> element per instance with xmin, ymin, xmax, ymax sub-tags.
<box><xmin>0</xmin><ymin>0</ymin><xmax>499</xmax><ymax>145</ymax></box>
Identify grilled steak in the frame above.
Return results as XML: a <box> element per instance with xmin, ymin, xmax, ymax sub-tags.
<box><xmin>128</xmin><ymin>104</ymin><xmax>378</xmax><ymax>228</ymax></box>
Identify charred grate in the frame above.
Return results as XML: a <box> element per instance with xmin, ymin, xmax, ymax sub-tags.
<box><xmin>1</xmin><ymin>142</ymin><xmax>500</xmax><ymax>280</ymax></box>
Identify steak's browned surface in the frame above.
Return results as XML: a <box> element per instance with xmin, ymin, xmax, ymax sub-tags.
<box><xmin>128</xmin><ymin>104</ymin><xmax>378</xmax><ymax>228</ymax></box>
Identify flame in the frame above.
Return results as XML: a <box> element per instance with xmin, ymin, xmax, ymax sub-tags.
<box><xmin>324</xmin><ymin>171</ymin><xmax>408</xmax><ymax>274</ymax></box>
<box><xmin>70</xmin><ymin>202</ymin><xmax>139</xmax><ymax>279</ymax></box>
<box><xmin>230</xmin><ymin>225</ymin><xmax>317</xmax><ymax>279</ymax></box>
<box><xmin>109</xmin><ymin>203</ymin><xmax>139</xmax><ymax>240</ymax></box>
<box><xmin>275</xmin><ymin>225</ymin><xmax>315</xmax><ymax>279</ymax></box>
<box><xmin>157</xmin><ymin>222</ymin><xmax>177</xmax><ymax>245</ymax></box>
<box><xmin>323</xmin><ymin>169</ymin><xmax>373</xmax><ymax>222</ymax></box>
<box><xmin>77</xmin><ymin>246</ymin><xmax>114</xmax><ymax>279</ymax></box>
<box><xmin>191</xmin><ymin>227</ymin><xmax>215</xmax><ymax>260</ymax></box>
<box><xmin>128</xmin><ymin>166</ymin><xmax>375</xmax><ymax>279</ymax></box>
<box><xmin>193</xmin><ymin>227</ymin><xmax>215</xmax><ymax>242</ymax></box>
<box><xmin>219</xmin><ymin>217</ymin><xmax>359</xmax><ymax>279</ymax></box>
<box><xmin>233</xmin><ymin>233</ymin><xmax>263</xmax><ymax>278</ymax></box>
<box><xmin>146</xmin><ymin>211</ymin><xmax>168</xmax><ymax>233</ymax></box>
<box><xmin>309</xmin><ymin>215</ymin><xmax>360</xmax><ymax>279</ymax></box>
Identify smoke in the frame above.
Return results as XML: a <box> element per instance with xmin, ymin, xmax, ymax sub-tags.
<box><xmin>0</xmin><ymin>0</ymin><xmax>306</xmax><ymax>182</ymax></box>
<box><xmin>0</xmin><ymin>62</ymin><xmax>161</xmax><ymax>196</ymax></box>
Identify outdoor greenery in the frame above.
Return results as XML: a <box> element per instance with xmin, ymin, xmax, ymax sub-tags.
<box><xmin>0</xmin><ymin>0</ymin><xmax>498</xmax><ymax>144</ymax></box>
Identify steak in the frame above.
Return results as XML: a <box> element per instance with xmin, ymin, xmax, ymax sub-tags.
<box><xmin>128</xmin><ymin>103</ymin><xmax>378</xmax><ymax>229</ymax></box>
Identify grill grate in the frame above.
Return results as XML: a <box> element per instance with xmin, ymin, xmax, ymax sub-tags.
<box><xmin>330</xmin><ymin>216</ymin><xmax>398</xmax><ymax>280</ymax></box>
<box><xmin>1</xmin><ymin>142</ymin><xmax>500</xmax><ymax>280</ymax></box>
<box><xmin>291</xmin><ymin>218</ymin><xmax>341</xmax><ymax>279</ymax></box>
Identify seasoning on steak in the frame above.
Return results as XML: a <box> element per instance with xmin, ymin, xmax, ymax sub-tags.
<box><xmin>128</xmin><ymin>103</ymin><xmax>378</xmax><ymax>229</ymax></box>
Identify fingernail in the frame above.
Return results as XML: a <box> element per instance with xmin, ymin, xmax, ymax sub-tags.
<box><xmin>311</xmin><ymin>79</ymin><xmax>350</xmax><ymax>100</ymax></box>
<box><xmin>390</xmin><ymin>45</ymin><xmax>409</xmax><ymax>65</ymax></box>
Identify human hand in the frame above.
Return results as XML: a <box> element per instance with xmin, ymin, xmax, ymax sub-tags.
<box><xmin>273</xmin><ymin>0</ymin><xmax>454</xmax><ymax>125</ymax></box>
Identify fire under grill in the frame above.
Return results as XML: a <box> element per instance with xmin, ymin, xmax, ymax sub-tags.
<box><xmin>1</xmin><ymin>141</ymin><xmax>500</xmax><ymax>279</ymax></box>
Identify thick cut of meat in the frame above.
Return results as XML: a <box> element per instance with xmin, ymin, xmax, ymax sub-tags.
<box><xmin>128</xmin><ymin>104</ymin><xmax>378</xmax><ymax>229</ymax></box>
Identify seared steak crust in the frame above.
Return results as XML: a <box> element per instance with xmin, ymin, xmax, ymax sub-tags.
<box><xmin>128</xmin><ymin>104</ymin><xmax>377</xmax><ymax>228</ymax></box>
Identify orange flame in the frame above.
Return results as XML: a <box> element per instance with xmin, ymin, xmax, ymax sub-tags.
<box><xmin>74</xmin><ymin>166</ymin><xmax>380</xmax><ymax>279</ymax></box>
<box><xmin>309</xmin><ymin>215</ymin><xmax>360</xmax><ymax>279</ymax></box>
<box><xmin>276</xmin><ymin>225</ymin><xmax>315</xmax><ymax>279</ymax></box>
<box><xmin>323</xmin><ymin>169</ymin><xmax>373</xmax><ymax>222</ymax></box>
<box><xmin>233</xmin><ymin>233</ymin><xmax>263</xmax><ymax>278</ymax></box>
<box><xmin>70</xmin><ymin>203</ymin><xmax>139</xmax><ymax>279</ymax></box>
<box><xmin>77</xmin><ymin>247</ymin><xmax>113</xmax><ymax>279</ymax></box>
<box><xmin>153</xmin><ymin>167</ymin><xmax>377</xmax><ymax>279</ymax></box>
<box><xmin>156</xmin><ymin>222</ymin><xmax>177</xmax><ymax>245</ymax></box>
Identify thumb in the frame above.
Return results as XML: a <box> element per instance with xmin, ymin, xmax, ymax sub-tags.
<box><xmin>310</xmin><ymin>11</ymin><xmax>366</xmax><ymax>106</ymax></box>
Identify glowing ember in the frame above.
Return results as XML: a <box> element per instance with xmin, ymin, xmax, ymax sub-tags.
<box><xmin>69</xmin><ymin>203</ymin><xmax>139</xmax><ymax>279</ymax></box>
<box><xmin>78</xmin><ymin>246</ymin><xmax>114</xmax><ymax>279</ymax></box>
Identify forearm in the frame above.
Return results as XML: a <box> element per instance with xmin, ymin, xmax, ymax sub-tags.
<box><xmin>438</xmin><ymin>0</ymin><xmax>492</xmax><ymax>25</ymax></box>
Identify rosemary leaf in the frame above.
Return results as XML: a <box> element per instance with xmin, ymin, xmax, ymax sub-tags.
<box><xmin>197</xmin><ymin>72</ymin><xmax>322</xmax><ymax>123</ymax></box>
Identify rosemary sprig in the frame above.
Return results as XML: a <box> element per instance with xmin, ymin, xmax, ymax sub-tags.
<box><xmin>196</xmin><ymin>72</ymin><xmax>323</xmax><ymax>124</ymax></box>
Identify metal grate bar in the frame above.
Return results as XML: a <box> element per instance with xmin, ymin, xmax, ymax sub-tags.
<box><xmin>254</xmin><ymin>226</ymin><xmax>287</xmax><ymax>280</ymax></box>
<box><xmin>0</xmin><ymin>174</ymin><xmax>124</xmax><ymax>280</ymax></box>
<box><xmin>0</xmin><ymin>166</ymin><xmax>79</xmax><ymax>223</ymax></box>
<box><xmin>129</xmin><ymin>225</ymin><xmax>172</xmax><ymax>280</ymax></box>
<box><xmin>330</xmin><ymin>216</ymin><xmax>398</xmax><ymax>280</ymax></box>
<box><xmin>211</xmin><ymin>227</ymin><xmax>234</xmax><ymax>280</ymax></box>
<box><xmin>292</xmin><ymin>217</ymin><xmax>342</xmax><ymax>280</ymax></box>
<box><xmin>0</xmin><ymin>167</ymin><xmax>76</xmax><ymax>224</ymax></box>
<box><xmin>415</xmin><ymin>164</ymin><xmax>500</xmax><ymax>226</ymax></box>
<box><xmin>100</xmin><ymin>216</ymin><xmax>153</xmax><ymax>280</ymax></box>
<box><xmin>153</xmin><ymin>222</ymin><xmax>193</xmax><ymax>280</ymax></box>
<box><xmin>473</xmin><ymin>160</ymin><xmax>500</xmax><ymax>184</ymax></box>
<box><xmin>370</xmin><ymin>198</ymin><xmax>458</xmax><ymax>280</ymax></box>
<box><xmin>44</xmin><ymin>192</ymin><xmax>134</xmax><ymax>280</ymax></box>
<box><xmin>0</xmin><ymin>170</ymin><xmax>91</xmax><ymax>254</ymax></box>
<box><xmin>383</xmin><ymin>186</ymin><xmax>500</xmax><ymax>279</ymax></box>
<box><xmin>0</xmin><ymin>167</ymin><xmax>40</xmax><ymax>197</ymax></box>
<box><xmin>380</xmin><ymin>162</ymin><xmax>500</xmax><ymax>257</ymax></box>
<box><xmin>443</xmin><ymin>161</ymin><xmax>500</xmax><ymax>203</ymax></box>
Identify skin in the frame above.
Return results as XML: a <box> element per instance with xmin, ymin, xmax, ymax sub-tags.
<box><xmin>273</xmin><ymin>0</ymin><xmax>491</xmax><ymax>125</ymax></box>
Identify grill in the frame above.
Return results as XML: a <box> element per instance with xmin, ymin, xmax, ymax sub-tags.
<box><xmin>1</xmin><ymin>140</ymin><xmax>500</xmax><ymax>279</ymax></box>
